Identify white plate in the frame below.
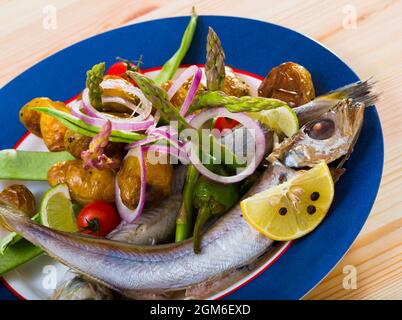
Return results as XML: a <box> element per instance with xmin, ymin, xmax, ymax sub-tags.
<box><xmin>1</xmin><ymin>68</ymin><xmax>290</xmax><ymax>299</ymax></box>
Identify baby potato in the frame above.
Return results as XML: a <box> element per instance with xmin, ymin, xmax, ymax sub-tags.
<box><xmin>19</xmin><ymin>97</ymin><xmax>54</xmax><ymax>137</ymax></box>
<box><xmin>40</xmin><ymin>101</ymin><xmax>69</xmax><ymax>152</ymax></box>
<box><xmin>117</xmin><ymin>152</ymin><xmax>173</xmax><ymax>209</ymax></box>
<box><xmin>64</xmin><ymin>129</ymin><xmax>125</xmax><ymax>168</ymax></box>
<box><xmin>0</xmin><ymin>184</ymin><xmax>36</xmax><ymax>218</ymax></box>
<box><xmin>64</xmin><ymin>130</ymin><xmax>92</xmax><ymax>158</ymax></box>
<box><xmin>47</xmin><ymin>160</ymin><xmax>115</xmax><ymax>206</ymax></box>
<box><xmin>161</xmin><ymin>79</ymin><xmax>206</xmax><ymax>108</ymax></box>
<box><xmin>221</xmin><ymin>66</ymin><xmax>251</xmax><ymax>97</ymax></box>
<box><xmin>258</xmin><ymin>61</ymin><xmax>315</xmax><ymax>108</ymax></box>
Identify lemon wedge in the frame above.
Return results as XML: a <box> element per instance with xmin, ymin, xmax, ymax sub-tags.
<box><xmin>241</xmin><ymin>162</ymin><xmax>334</xmax><ymax>240</ymax></box>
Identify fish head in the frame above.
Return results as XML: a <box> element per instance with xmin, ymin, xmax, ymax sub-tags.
<box><xmin>272</xmin><ymin>99</ymin><xmax>365</xmax><ymax>168</ymax></box>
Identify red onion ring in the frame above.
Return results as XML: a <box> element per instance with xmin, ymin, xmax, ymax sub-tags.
<box><xmin>71</xmin><ymin>100</ymin><xmax>154</xmax><ymax>131</ymax></box>
<box><xmin>124</xmin><ymin>135</ymin><xmax>159</xmax><ymax>150</ymax></box>
<box><xmin>115</xmin><ymin>147</ymin><xmax>146</xmax><ymax>223</ymax></box>
<box><xmin>82</xmin><ymin>79</ymin><xmax>152</xmax><ymax>123</ymax></box>
<box><xmin>101</xmin><ymin>77</ymin><xmax>152</xmax><ymax>117</ymax></box>
<box><xmin>167</xmin><ymin>65</ymin><xmax>202</xmax><ymax>116</ymax></box>
<box><xmin>125</xmin><ymin>125</ymin><xmax>185</xmax><ymax>151</ymax></box>
<box><xmin>187</xmin><ymin>108</ymin><xmax>266</xmax><ymax>184</ymax></box>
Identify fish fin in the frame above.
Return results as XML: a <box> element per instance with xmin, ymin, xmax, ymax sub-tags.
<box><xmin>323</xmin><ymin>78</ymin><xmax>379</xmax><ymax>106</ymax></box>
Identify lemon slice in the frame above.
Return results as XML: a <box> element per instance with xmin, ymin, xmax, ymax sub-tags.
<box><xmin>241</xmin><ymin>162</ymin><xmax>334</xmax><ymax>240</ymax></box>
<box><xmin>248</xmin><ymin>105</ymin><xmax>299</xmax><ymax>137</ymax></box>
<box><xmin>40</xmin><ymin>184</ymin><xmax>77</xmax><ymax>232</ymax></box>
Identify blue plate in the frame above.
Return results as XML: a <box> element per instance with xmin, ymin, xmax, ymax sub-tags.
<box><xmin>0</xmin><ymin>16</ymin><xmax>383</xmax><ymax>300</ymax></box>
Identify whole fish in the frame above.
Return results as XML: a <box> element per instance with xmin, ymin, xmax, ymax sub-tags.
<box><xmin>51</xmin><ymin>166</ymin><xmax>186</xmax><ymax>300</ymax></box>
<box><xmin>0</xmin><ymin>97</ymin><xmax>369</xmax><ymax>298</ymax></box>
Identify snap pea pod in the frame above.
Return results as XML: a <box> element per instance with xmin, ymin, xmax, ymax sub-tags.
<box><xmin>0</xmin><ymin>150</ymin><xmax>75</xmax><ymax>181</ymax></box>
<box><xmin>0</xmin><ymin>239</ymin><xmax>43</xmax><ymax>276</ymax></box>
<box><xmin>0</xmin><ymin>214</ymin><xmax>40</xmax><ymax>254</ymax></box>
<box><xmin>154</xmin><ymin>7</ymin><xmax>198</xmax><ymax>85</ymax></box>
<box><xmin>33</xmin><ymin>107</ymin><xmax>146</xmax><ymax>143</ymax></box>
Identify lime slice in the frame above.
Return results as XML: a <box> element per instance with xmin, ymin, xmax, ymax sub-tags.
<box><xmin>40</xmin><ymin>184</ymin><xmax>78</xmax><ymax>232</ymax></box>
<box><xmin>248</xmin><ymin>105</ymin><xmax>299</xmax><ymax>137</ymax></box>
<box><xmin>241</xmin><ymin>162</ymin><xmax>334</xmax><ymax>240</ymax></box>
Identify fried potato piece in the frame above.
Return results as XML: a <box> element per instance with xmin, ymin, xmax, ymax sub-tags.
<box><xmin>64</xmin><ymin>130</ymin><xmax>125</xmax><ymax>168</ymax></box>
<box><xmin>258</xmin><ymin>61</ymin><xmax>315</xmax><ymax>108</ymax></box>
<box><xmin>19</xmin><ymin>97</ymin><xmax>53</xmax><ymax>137</ymax></box>
<box><xmin>47</xmin><ymin>160</ymin><xmax>115</xmax><ymax>206</ymax></box>
<box><xmin>221</xmin><ymin>66</ymin><xmax>251</xmax><ymax>97</ymax></box>
<box><xmin>0</xmin><ymin>185</ymin><xmax>36</xmax><ymax>218</ymax></box>
<box><xmin>40</xmin><ymin>101</ymin><xmax>69</xmax><ymax>152</ymax></box>
<box><xmin>116</xmin><ymin>152</ymin><xmax>173</xmax><ymax>209</ymax></box>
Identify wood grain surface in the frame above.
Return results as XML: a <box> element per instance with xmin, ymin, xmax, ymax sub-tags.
<box><xmin>0</xmin><ymin>0</ymin><xmax>401</xmax><ymax>300</ymax></box>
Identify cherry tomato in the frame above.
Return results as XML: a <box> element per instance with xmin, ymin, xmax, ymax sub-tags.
<box><xmin>77</xmin><ymin>201</ymin><xmax>121</xmax><ymax>237</ymax></box>
<box><xmin>106</xmin><ymin>62</ymin><xmax>129</xmax><ymax>76</ymax></box>
<box><xmin>106</xmin><ymin>61</ymin><xmax>143</xmax><ymax>86</ymax></box>
<box><xmin>213</xmin><ymin>117</ymin><xmax>239</xmax><ymax>132</ymax></box>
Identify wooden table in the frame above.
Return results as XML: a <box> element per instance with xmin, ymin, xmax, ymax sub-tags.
<box><xmin>0</xmin><ymin>0</ymin><xmax>401</xmax><ymax>300</ymax></box>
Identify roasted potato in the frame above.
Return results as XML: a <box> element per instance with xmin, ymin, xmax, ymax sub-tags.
<box><xmin>162</xmin><ymin>79</ymin><xmax>206</xmax><ymax>108</ymax></box>
<box><xmin>0</xmin><ymin>184</ymin><xmax>36</xmax><ymax>218</ymax></box>
<box><xmin>64</xmin><ymin>130</ymin><xmax>92</xmax><ymax>159</ymax></box>
<box><xmin>101</xmin><ymin>75</ymin><xmax>141</xmax><ymax>114</ymax></box>
<box><xmin>47</xmin><ymin>160</ymin><xmax>115</xmax><ymax>206</ymax></box>
<box><xmin>19</xmin><ymin>97</ymin><xmax>53</xmax><ymax>137</ymax></box>
<box><xmin>258</xmin><ymin>62</ymin><xmax>315</xmax><ymax>108</ymax></box>
<box><xmin>64</xmin><ymin>129</ymin><xmax>125</xmax><ymax>168</ymax></box>
<box><xmin>221</xmin><ymin>66</ymin><xmax>251</xmax><ymax>97</ymax></box>
<box><xmin>40</xmin><ymin>101</ymin><xmax>69</xmax><ymax>152</ymax></box>
<box><xmin>117</xmin><ymin>152</ymin><xmax>173</xmax><ymax>209</ymax></box>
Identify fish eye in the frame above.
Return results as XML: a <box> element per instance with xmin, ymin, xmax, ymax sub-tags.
<box><xmin>306</xmin><ymin>119</ymin><xmax>335</xmax><ymax>140</ymax></box>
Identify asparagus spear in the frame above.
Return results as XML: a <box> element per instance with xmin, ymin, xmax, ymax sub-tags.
<box><xmin>154</xmin><ymin>7</ymin><xmax>198</xmax><ymax>86</ymax></box>
<box><xmin>86</xmin><ymin>62</ymin><xmax>105</xmax><ymax>111</ymax></box>
<box><xmin>205</xmin><ymin>27</ymin><xmax>226</xmax><ymax>91</ymax></box>
<box><xmin>127</xmin><ymin>72</ymin><xmax>190</xmax><ymax>130</ymax></box>
<box><xmin>190</xmin><ymin>91</ymin><xmax>288</xmax><ymax>113</ymax></box>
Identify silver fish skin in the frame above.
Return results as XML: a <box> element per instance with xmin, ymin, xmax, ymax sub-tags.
<box><xmin>51</xmin><ymin>166</ymin><xmax>186</xmax><ymax>300</ymax></box>
<box><xmin>0</xmin><ymin>161</ymin><xmax>294</xmax><ymax>297</ymax></box>
<box><xmin>271</xmin><ymin>99</ymin><xmax>366</xmax><ymax>168</ymax></box>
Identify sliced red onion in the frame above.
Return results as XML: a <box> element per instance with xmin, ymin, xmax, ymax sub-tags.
<box><xmin>124</xmin><ymin>135</ymin><xmax>159</xmax><ymax>150</ymax></box>
<box><xmin>187</xmin><ymin>108</ymin><xmax>266</xmax><ymax>184</ymax></box>
<box><xmin>146</xmin><ymin>126</ymin><xmax>184</xmax><ymax>149</ymax></box>
<box><xmin>101</xmin><ymin>96</ymin><xmax>140</xmax><ymax>114</ymax></box>
<box><xmin>125</xmin><ymin>125</ymin><xmax>185</xmax><ymax>151</ymax></box>
<box><xmin>82</xmin><ymin>78</ymin><xmax>152</xmax><ymax>123</ymax></box>
<box><xmin>101</xmin><ymin>77</ymin><xmax>152</xmax><ymax>118</ymax></box>
<box><xmin>115</xmin><ymin>147</ymin><xmax>146</xmax><ymax>223</ymax></box>
<box><xmin>71</xmin><ymin>99</ymin><xmax>154</xmax><ymax>131</ymax></box>
<box><xmin>167</xmin><ymin>65</ymin><xmax>202</xmax><ymax>116</ymax></box>
<box><xmin>81</xmin><ymin>120</ymin><xmax>116</xmax><ymax>170</ymax></box>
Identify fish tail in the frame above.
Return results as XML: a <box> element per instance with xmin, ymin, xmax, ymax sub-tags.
<box><xmin>295</xmin><ymin>79</ymin><xmax>378</xmax><ymax>125</ymax></box>
<box><xmin>321</xmin><ymin>78</ymin><xmax>378</xmax><ymax>106</ymax></box>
